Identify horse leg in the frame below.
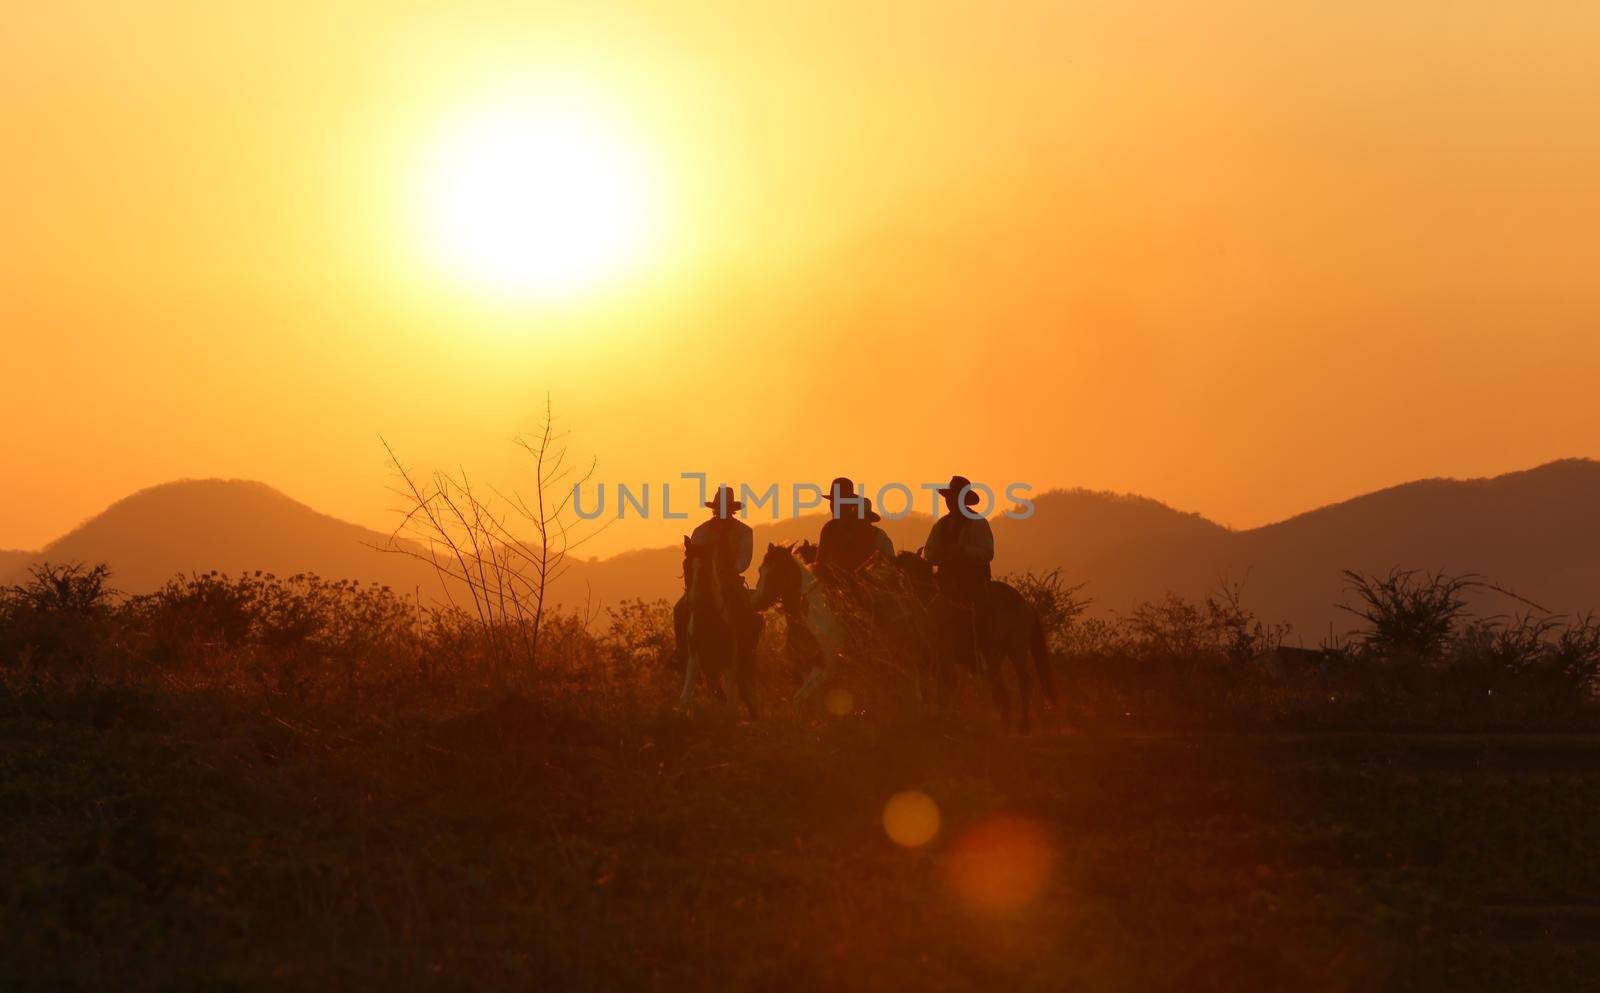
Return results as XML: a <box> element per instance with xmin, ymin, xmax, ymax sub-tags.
<box><xmin>707</xmin><ymin>659</ymin><xmax>729</xmax><ymax>704</ymax></box>
<box><xmin>898</xmin><ymin>620</ymin><xmax>932</xmax><ymax>714</ymax></box>
<box><xmin>793</xmin><ymin>665</ymin><xmax>824</xmax><ymax>712</ymax></box>
<box><xmin>735</xmin><ymin>653</ymin><xmax>761</xmax><ymax>720</ymax></box>
<box><xmin>793</xmin><ymin>647</ymin><xmax>836</xmax><ymax>714</ymax></box>
<box><xmin>961</xmin><ymin>609</ymin><xmax>982</xmax><ymax>675</ymax></box>
<box><xmin>937</xmin><ymin>630</ymin><xmax>963</xmax><ymax>712</ymax></box>
<box><xmin>936</xmin><ymin>655</ymin><xmax>953</xmax><ymax>711</ymax></box>
<box><xmin>924</xmin><ymin>610</ymin><xmax>957</xmax><ymax>712</ymax></box>
<box><xmin>672</xmin><ymin>596</ymin><xmax>690</xmax><ymax>676</ymax></box>
<box><xmin>1011</xmin><ymin>645</ymin><xmax>1035</xmax><ymax>734</ymax></box>
<box><xmin>910</xmin><ymin>639</ymin><xmax>929</xmax><ymax>711</ymax></box>
<box><xmin>985</xmin><ymin>656</ymin><xmax>1012</xmax><ymax>731</ymax></box>
<box><xmin>678</xmin><ymin>646</ymin><xmax>700</xmax><ymax>715</ymax></box>
<box><xmin>736</xmin><ymin>614</ymin><xmax>762</xmax><ymax>720</ymax></box>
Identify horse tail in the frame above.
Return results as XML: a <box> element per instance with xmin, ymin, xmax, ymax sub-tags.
<box><xmin>1031</xmin><ymin>612</ymin><xmax>1059</xmax><ymax>705</ymax></box>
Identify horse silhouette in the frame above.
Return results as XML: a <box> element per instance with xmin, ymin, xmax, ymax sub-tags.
<box><xmin>757</xmin><ymin>541</ymin><xmax>1059</xmax><ymax>731</ymax></box>
<box><xmin>678</xmin><ymin>537</ymin><xmax>760</xmax><ymax>718</ymax></box>
<box><xmin>892</xmin><ymin>551</ymin><xmax>1058</xmax><ymax>732</ymax></box>
<box><xmin>752</xmin><ymin>542</ymin><xmax>845</xmax><ymax>713</ymax></box>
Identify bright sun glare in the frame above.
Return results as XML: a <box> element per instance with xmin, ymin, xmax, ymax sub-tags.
<box><xmin>422</xmin><ymin>89</ymin><xmax>655</xmax><ymax>300</ymax></box>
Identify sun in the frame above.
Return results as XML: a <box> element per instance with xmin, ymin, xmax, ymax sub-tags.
<box><xmin>421</xmin><ymin>89</ymin><xmax>656</xmax><ymax>300</ymax></box>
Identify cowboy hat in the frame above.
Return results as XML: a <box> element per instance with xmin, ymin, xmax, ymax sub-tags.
<box><xmin>705</xmin><ymin>484</ymin><xmax>743</xmax><ymax>512</ymax></box>
<box><xmin>821</xmin><ymin>476</ymin><xmax>859</xmax><ymax>503</ymax></box>
<box><xmin>937</xmin><ymin>474</ymin><xmax>982</xmax><ymax>507</ymax></box>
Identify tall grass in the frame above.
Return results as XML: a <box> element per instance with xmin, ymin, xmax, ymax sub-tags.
<box><xmin>4</xmin><ymin>559</ymin><xmax>1598</xmax><ymax>731</ymax></box>
<box><xmin>5</xmin><ymin>562</ymin><xmax>1600</xmax><ymax>990</ymax></box>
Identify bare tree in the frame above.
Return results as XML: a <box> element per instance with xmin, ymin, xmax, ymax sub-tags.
<box><xmin>380</xmin><ymin>397</ymin><xmax>604</xmax><ymax>672</ymax></box>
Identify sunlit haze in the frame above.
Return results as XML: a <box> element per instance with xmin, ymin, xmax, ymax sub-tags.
<box><xmin>4</xmin><ymin>1</ymin><xmax>1598</xmax><ymax>556</ymax></box>
<box><xmin>9</xmin><ymin>6</ymin><xmax>1600</xmax><ymax>987</ymax></box>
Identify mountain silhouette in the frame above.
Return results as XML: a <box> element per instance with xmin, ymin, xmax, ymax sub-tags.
<box><xmin>0</xmin><ymin>479</ymin><xmax>440</xmax><ymax>596</ymax></box>
<box><xmin>1222</xmin><ymin>459</ymin><xmax>1600</xmax><ymax>638</ymax></box>
<box><xmin>987</xmin><ymin>459</ymin><xmax>1600</xmax><ymax>639</ymax></box>
<box><xmin>5</xmin><ymin>462</ymin><xmax>1597</xmax><ymax>637</ymax></box>
<box><xmin>0</xmin><ymin>549</ymin><xmax>31</xmax><ymax>579</ymax></box>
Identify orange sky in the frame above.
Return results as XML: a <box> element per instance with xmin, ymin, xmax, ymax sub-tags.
<box><xmin>3</xmin><ymin>1</ymin><xmax>1598</xmax><ymax>556</ymax></box>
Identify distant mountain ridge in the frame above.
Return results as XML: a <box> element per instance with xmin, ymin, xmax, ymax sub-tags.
<box><xmin>1</xmin><ymin>479</ymin><xmax>442</xmax><ymax>596</ymax></box>
<box><xmin>984</xmin><ymin>459</ymin><xmax>1600</xmax><ymax>638</ymax></box>
<box><xmin>4</xmin><ymin>461</ymin><xmax>1598</xmax><ymax>637</ymax></box>
<box><xmin>0</xmin><ymin>549</ymin><xmax>31</xmax><ymax>578</ymax></box>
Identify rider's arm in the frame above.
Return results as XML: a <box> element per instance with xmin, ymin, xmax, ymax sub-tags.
<box><xmin>734</xmin><ymin>526</ymin><xmax>754</xmax><ymax>574</ymax></box>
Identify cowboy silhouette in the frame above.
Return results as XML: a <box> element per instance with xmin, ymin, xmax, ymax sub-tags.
<box><xmin>923</xmin><ymin>474</ymin><xmax>994</xmax><ymax>667</ymax></box>
<box><xmin>815</xmin><ymin>477</ymin><xmax>895</xmax><ymax>585</ymax></box>
<box><xmin>673</xmin><ymin>485</ymin><xmax>761</xmax><ymax>674</ymax></box>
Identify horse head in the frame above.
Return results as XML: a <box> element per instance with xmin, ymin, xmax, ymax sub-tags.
<box><xmin>753</xmin><ymin>541</ymin><xmax>807</xmax><ymax>611</ymax></box>
<box><xmin>892</xmin><ymin>549</ymin><xmax>937</xmax><ymax>602</ymax></box>
<box><xmin>683</xmin><ymin>537</ymin><xmax>728</xmax><ymax>612</ymax></box>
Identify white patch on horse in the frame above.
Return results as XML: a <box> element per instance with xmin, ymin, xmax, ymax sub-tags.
<box><xmin>788</xmin><ymin>554</ymin><xmax>846</xmax><ymax>711</ymax></box>
<box><xmin>678</xmin><ymin>545</ymin><xmax>728</xmax><ymax>717</ymax></box>
<box><xmin>678</xmin><ymin>613</ymin><xmax>701</xmax><ymax>714</ymax></box>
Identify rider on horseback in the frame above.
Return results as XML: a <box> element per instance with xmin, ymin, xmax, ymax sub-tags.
<box><xmin>674</xmin><ymin>485</ymin><xmax>761</xmax><ymax>673</ymax></box>
<box><xmin>815</xmin><ymin>477</ymin><xmax>895</xmax><ymax>586</ymax></box>
<box><xmin>923</xmin><ymin>474</ymin><xmax>994</xmax><ymax>669</ymax></box>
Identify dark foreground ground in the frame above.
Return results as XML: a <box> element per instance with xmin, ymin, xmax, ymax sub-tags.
<box><xmin>4</xmin><ymin>686</ymin><xmax>1600</xmax><ymax>993</ymax></box>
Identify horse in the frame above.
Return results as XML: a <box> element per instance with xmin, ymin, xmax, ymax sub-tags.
<box><xmin>891</xmin><ymin>552</ymin><xmax>1059</xmax><ymax>733</ymax></box>
<box><xmin>751</xmin><ymin>542</ymin><xmax>846</xmax><ymax>713</ymax></box>
<box><xmin>678</xmin><ymin>537</ymin><xmax>760</xmax><ymax>718</ymax></box>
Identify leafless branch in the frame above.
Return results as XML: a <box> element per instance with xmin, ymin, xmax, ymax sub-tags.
<box><xmin>374</xmin><ymin>398</ymin><xmax>603</xmax><ymax>673</ymax></box>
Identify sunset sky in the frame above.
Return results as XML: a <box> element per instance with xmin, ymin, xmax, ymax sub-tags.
<box><xmin>4</xmin><ymin>1</ymin><xmax>1598</xmax><ymax>556</ymax></box>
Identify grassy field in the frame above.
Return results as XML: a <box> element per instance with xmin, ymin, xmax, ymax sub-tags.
<box><xmin>5</xmin><ymin>677</ymin><xmax>1600</xmax><ymax>993</ymax></box>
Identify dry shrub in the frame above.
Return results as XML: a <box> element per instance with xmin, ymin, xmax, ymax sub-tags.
<box><xmin>7</xmin><ymin>556</ymin><xmax>1600</xmax><ymax>732</ymax></box>
<box><xmin>1</xmin><ymin>563</ymin><xmax>121</xmax><ymax>669</ymax></box>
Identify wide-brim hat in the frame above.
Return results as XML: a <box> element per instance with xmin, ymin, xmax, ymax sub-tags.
<box><xmin>862</xmin><ymin>498</ymin><xmax>882</xmax><ymax>523</ymax></box>
<box><xmin>822</xmin><ymin>476</ymin><xmax>859</xmax><ymax>503</ymax></box>
<box><xmin>706</xmin><ymin>485</ymin><xmax>743</xmax><ymax>511</ymax></box>
<box><xmin>937</xmin><ymin>474</ymin><xmax>981</xmax><ymax>507</ymax></box>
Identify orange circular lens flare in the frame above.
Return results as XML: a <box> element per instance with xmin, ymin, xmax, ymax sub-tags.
<box><xmin>946</xmin><ymin>815</ymin><xmax>1055</xmax><ymax>912</ymax></box>
<box><xmin>882</xmin><ymin>791</ymin><xmax>942</xmax><ymax>848</ymax></box>
<box><xmin>824</xmin><ymin>687</ymin><xmax>854</xmax><ymax>717</ymax></box>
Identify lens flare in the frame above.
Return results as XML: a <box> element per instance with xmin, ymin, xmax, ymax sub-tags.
<box><xmin>882</xmin><ymin>791</ymin><xmax>942</xmax><ymax>848</ymax></box>
<box><xmin>946</xmin><ymin>815</ymin><xmax>1055</xmax><ymax>912</ymax></box>
<box><xmin>824</xmin><ymin>687</ymin><xmax>854</xmax><ymax>717</ymax></box>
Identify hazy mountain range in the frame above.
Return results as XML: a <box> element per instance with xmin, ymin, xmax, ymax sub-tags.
<box><xmin>4</xmin><ymin>461</ymin><xmax>1598</xmax><ymax>639</ymax></box>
